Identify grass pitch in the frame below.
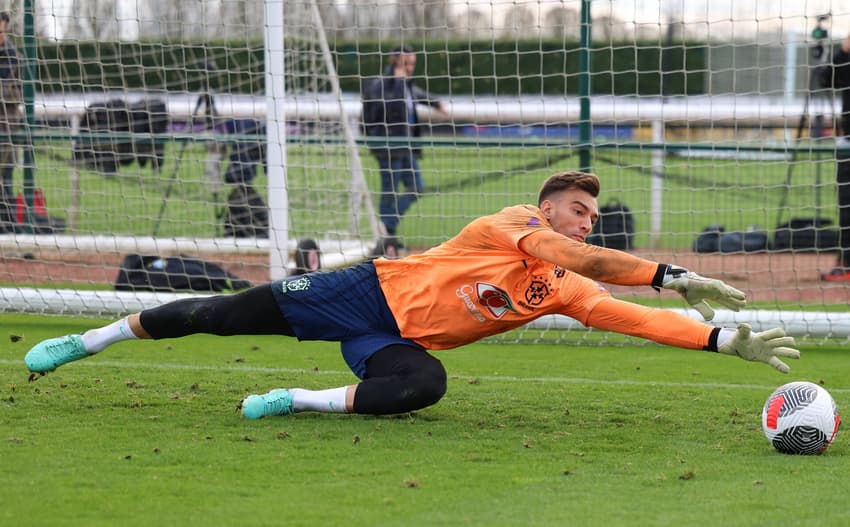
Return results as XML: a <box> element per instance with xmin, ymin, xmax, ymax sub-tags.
<box><xmin>3</xmin><ymin>313</ymin><xmax>849</xmax><ymax>526</ymax></box>
<box><xmin>28</xmin><ymin>141</ymin><xmax>837</xmax><ymax>250</ymax></box>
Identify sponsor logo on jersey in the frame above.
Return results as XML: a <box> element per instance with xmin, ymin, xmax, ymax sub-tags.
<box><xmin>456</xmin><ymin>284</ymin><xmax>487</xmax><ymax>322</ymax></box>
<box><xmin>526</xmin><ymin>217</ymin><xmax>541</xmax><ymax>226</ymax></box>
<box><xmin>476</xmin><ymin>282</ymin><xmax>517</xmax><ymax>319</ymax></box>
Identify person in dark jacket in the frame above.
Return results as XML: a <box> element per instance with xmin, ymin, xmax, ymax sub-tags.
<box><xmin>361</xmin><ymin>46</ymin><xmax>446</xmax><ymax>250</ymax></box>
<box><xmin>0</xmin><ymin>11</ymin><xmax>20</xmax><ymax>233</ymax></box>
<box><xmin>823</xmin><ymin>34</ymin><xmax>850</xmax><ymax>281</ymax></box>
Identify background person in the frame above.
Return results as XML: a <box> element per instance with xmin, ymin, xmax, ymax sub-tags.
<box><xmin>24</xmin><ymin>172</ymin><xmax>798</xmax><ymax>419</ymax></box>
<box><xmin>361</xmin><ymin>45</ymin><xmax>447</xmax><ymax>252</ymax></box>
<box><xmin>823</xmin><ymin>33</ymin><xmax>850</xmax><ymax>281</ymax></box>
<box><xmin>0</xmin><ymin>11</ymin><xmax>20</xmax><ymax>233</ymax></box>
<box><xmin>809</xmin><ymin>14</ymin><xmax>832</xmax><ymax>139</ymax></box>
<box><xmin>832</xmin><ymin>33</ymin><xmax>850</xmax><ymax>146</ymax></box>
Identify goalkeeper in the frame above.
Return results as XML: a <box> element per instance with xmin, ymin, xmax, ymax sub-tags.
<box><xmin>24</xmin><ymin>171</ymin><xmax>800</xmax><ymax>419</ymax></box>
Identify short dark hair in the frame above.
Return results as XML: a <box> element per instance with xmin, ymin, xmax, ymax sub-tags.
<box><xmin>537</xmin><ymin>171</ymin><xmax>600</xmax><ymax>205</ymax></box>
<box><xmin>389</xmin><ymin>45</ymin><xmax>416</xmax><ymax>65</ymax></box>
<box><xmin>391</xmin><ymin>45</ymin><xmax>415</xmax><ymax>56</ymax></box>
<box><xmin>0</xmin><ymin>12</ymin><xmax>9</xmax><ymax>24</ymax></box>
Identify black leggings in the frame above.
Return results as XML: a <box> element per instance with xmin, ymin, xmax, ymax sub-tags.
<box><xmin>355</xmin><ymin>344</ymin><xmax>447</xmax><ymax>415</ymax></box>
<box><xmin>139</xmin><ymin>284</ymin><xmax>294</xmax><ymax>337</ymax></box>
<box><xmin>138</xmin><ymin>284</ymin><xmax>447</xmax><ymax>415</ymax></box>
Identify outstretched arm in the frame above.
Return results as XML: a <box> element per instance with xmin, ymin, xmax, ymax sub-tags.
<box><xmin>519</xmin><ymin>230</ymin><xmax>745</xmax><ymax>320</ymax></box>
<box><xmin>582</xmin><ymin>295</ymin><xmax>717</xmax><ymax>350</ymax></box>
<box><xmin>582</xmin><ymin>297</ymin><xmax>799</xmax><ymax>373</ymax></box>
<box><xmin>519</xmin><ymin>229</ymin><xmax>659</xmax><ymax>285</ymax></box>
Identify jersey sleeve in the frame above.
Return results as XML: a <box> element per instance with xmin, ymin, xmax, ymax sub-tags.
<box><xmin>583</xmin><ymin>296</ymin><xmax>715</xmax><ymax>350</ymax></box>
<box><xmin>518</xmin><ymin>228</ymin><xmax>659</xmax><ymax>286</ymax></box>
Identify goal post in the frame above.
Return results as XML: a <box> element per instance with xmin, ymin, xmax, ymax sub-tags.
<box><xmin>264</xmin><ymin>0</ymin><xmax>288</xmax><ymax>279</ymax></box>
<box><xmin>265</xmin><ymin>0</ymin><xmax>381</xmax><ymax>279</ymax></box>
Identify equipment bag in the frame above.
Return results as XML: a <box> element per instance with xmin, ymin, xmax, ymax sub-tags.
<box><xmin>587</xmin><ymin>199</ymin><xmax>635</xmax><ymax>250</ymax></box>
<box><xmin>223</xmin><ymin>119</ymin><xmax>266</xmax><ymax>184</ymax></box>
<box><xmin>693</xmin><ymin>224</ymin><xmax>769</xmax><ymax>253</ymax></box>
<box><xmin>773</xmin><ymin>217</ymin><xmax>839</xmax><ymax>252</ymax></box>
<box><xmin>74</xmin><ymin>98</ymin><xmax>168</xmax><ymax>174</ymax></box>
<box><xmin>114</xmin><ymin>254</ymin><xmax>251</xmax><ymax>292</ymax></box>
<box><xmin>223</xmin><ymin>183</ymin><xmax>269</xmax><ymax>238</ymax></box>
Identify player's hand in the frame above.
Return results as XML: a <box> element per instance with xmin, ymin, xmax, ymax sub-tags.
<box><xmin>718</xmin><ymin>323</ymin><xmax>800</xmax><ymax>373</ymax></box>
<box><xmin>662</xmin><ymin>265</ymin><xmax>746</xmax><ymax>320</ymax></box>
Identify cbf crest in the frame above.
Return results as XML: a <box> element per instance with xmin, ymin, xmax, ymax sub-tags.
<box><xmin>283</xmin><ymin>276</ymin><xmax>311</xmax><ymax>293</ymax></box>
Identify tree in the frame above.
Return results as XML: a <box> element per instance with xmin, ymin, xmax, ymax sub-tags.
<box><xmin>502</xmin><ymin>4</ymin><xmax>535</xmax><ymax>39</ymax></box>
<box><xmin>451</xmin><ymin>7</ymin><xmax>489</xmax><ymax>39</ymax></box>
<box><xmin>542</xmin><ymin>7</ymin><xmax>579</xmax><ymax>40</ymax></box>
<box><xmin>63</xmin><ymin>0</ymin><xmax>118</xmax><ymax>40</ymax></box>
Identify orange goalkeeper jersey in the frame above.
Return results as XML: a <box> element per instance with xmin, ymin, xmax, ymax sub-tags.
<box><xmin>374</xmin><ymin>204</ymin><xmax>715</xmax><ymax>350</ymax></box>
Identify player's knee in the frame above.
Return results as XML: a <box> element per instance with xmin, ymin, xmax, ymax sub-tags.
<box><xmin>410</xmin><ymin>358</ymin><xmax>447</xmax><ymax>408</ymax></box>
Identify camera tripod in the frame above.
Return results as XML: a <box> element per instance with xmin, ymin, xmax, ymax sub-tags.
<box><xmin>774</xmin><ymin>63</ymin><xmax>836</xmax><ymax>230</ymax></box>
<box><xmin>152</xmin><ymin>90</ymin><xmax>222</xmax><ymax>237</ymax></box>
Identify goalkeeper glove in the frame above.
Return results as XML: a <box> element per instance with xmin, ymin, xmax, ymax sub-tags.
<box><xmin>661</xmin><ymin>264</ymin><xmax>746</xmax><ymax>321</ymax></box>
<box><xmin>718</xmin><ymin>323</ymin><xmax>800</xmax><ymax>374</ymax></box>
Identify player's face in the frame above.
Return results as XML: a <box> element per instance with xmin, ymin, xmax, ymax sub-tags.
<box><xmin>541</xmin><ymin>188</ymin><xmax>599</xmax><ymax>243</ymax></box>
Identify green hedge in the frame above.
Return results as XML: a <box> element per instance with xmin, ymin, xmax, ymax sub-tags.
<box><xmin>32</xmin><ymin>39</ymin><xmax>706</xmax><ymax>96</ymax></box>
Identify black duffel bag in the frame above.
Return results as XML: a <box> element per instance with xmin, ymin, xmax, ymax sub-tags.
<box><xmin>587</xmin><ymin>199</ymin><xmax>635</xmax><ymax>250</ymax></box>
<box><xmin>694</xmin><ymin>225</ymin><xmax>769</xmax><ymax>253</ymax></box>
<box><xmin>773</xmin><ymin>217</ymin><xmax>839</xmax><ymax>252</ymax></box>
<box><xmin>115</xmin><ymin>254</ymin><xmax>251</xmax><ymax>292</ymax></box>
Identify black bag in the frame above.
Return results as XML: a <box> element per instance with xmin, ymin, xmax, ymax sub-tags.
<box><xmin>74</xmin><ymin>98</ymin><xmax>168</xmax><ymax>174</ymax></box>
<box><xmin>693</xmin><ymin>224</ymin><xmax>769</xmax><ymax>253</ymax></box>
<box><xmin>773</xmin><ymin>217</ymin><xmax>839</xmax><ymax>252</ymax></box>
<box><xmin>223</xmin><ymin>119</ymin><xmax>266</xmax><ymax>184</ymax></box>
<box><xmin>114</xmin><ymin>254</ymin><xmax>251</xmax><ymax>292</ymax></box>
<box><xmin>223</xmin><ymin>183</ymin><xmax>269</xmax><ymax>238</ymax></box>
<box><xmin>587</xmin><ymin>199</ymin><xmax>635</xmax><ymax>250</ymax></box>
<box><xmin>693</xmin><ymin>224</ymin><xmax>723</xmax><ymax>253</ymax></box>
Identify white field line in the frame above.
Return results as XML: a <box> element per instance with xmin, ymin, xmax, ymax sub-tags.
<box><xmin>1</xmin><ymin>359</ymin><xmax>846</xmax><ymax>393</ymax></box>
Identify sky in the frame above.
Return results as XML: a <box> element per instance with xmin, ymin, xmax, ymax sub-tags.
<box><xmin>484</xmin><ymin>0</ymin><xmax>850</xmax><ymax>39</ymax></box>
<box><xmin>36</xmin><ymin>0</ymin><xmax>850</xmax><ymax>42</ymax></box>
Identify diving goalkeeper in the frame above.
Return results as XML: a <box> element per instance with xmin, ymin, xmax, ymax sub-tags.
<box><xmin>24</xmin><ymin>171</ymin><xmax>800</xmax><ymax>419</ymax></box>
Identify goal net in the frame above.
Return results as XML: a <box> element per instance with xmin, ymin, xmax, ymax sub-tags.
<box><xmin>2</xmin><ymin>1</ymin><xmax>850</xmax><ymax>343</ymax></box>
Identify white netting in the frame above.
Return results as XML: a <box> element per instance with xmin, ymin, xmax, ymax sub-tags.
<box><xmin>2</xmin><ymin>1</ymin><xmax>850</xmax><ymax>342</ymax></box>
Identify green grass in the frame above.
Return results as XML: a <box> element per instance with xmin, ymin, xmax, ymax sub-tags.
<box><xmin>3</xmin><ymin>313</ymin><xmax>850</xmax><ymax>526</ymax></box>
<box><xmin>24</xmin><ymin>140</ymin><xmax>838</xmax><ymax>249</ymax></box>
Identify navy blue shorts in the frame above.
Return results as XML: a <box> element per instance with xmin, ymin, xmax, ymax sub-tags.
<box><xmin>270</xmin><ymin>261</ymin><xmax>423</xmax><ymax>379</ymax></box>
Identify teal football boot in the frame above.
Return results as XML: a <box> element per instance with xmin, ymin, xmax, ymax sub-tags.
<box><xmin>241</xmin><ymin>389</ymin><xmax>295</xmax><ymax>419</ymax></box>
<box><xmin>25</xmin><ymin>335</ymin><xmax>89</xmax><ymax>374</ymax></box>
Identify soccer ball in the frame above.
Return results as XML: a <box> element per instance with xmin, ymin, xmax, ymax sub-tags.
<box><xmin>761</xmin><ymin>381</ymin><xmax>840</xmax><ymax>455</ymax></box>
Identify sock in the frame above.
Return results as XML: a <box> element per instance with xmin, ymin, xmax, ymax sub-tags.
<box><xmin>717</xmin><ymin>328</ymin><xmax>737</xmax><ymax>348</ymax></box>
<box><xmin>81</xmin><ymin>317</ymin><xmax>139</xmax><ymax>353</ymax></box>
<box><xmin>289</xmin><ymin>387</ymin><xmax>348</xmax><ymax>414</ymax></box>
